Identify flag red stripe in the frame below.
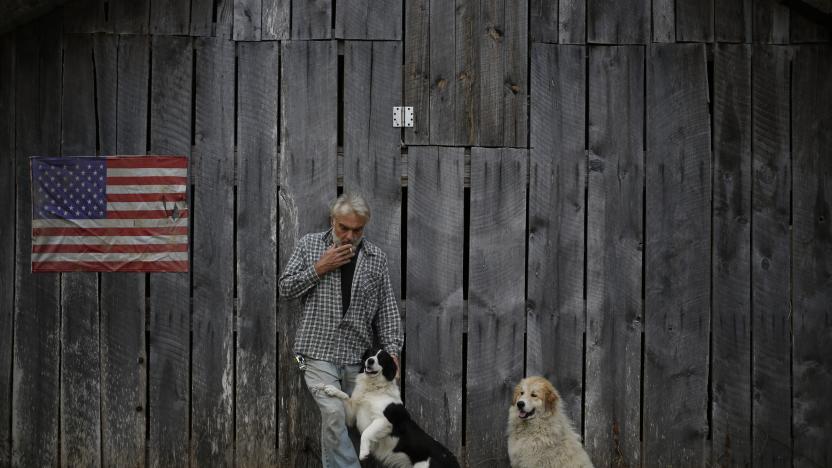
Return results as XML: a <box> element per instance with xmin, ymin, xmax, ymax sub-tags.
<box><xmin>106</xmin><ymin>210</ymin><xmax>189</xmax><ymax>219</ymax></box>
<box><xmin>107</xmin><ymin>176</ymin><xmax>187</xmax><ymax>185</ymax></box>
<box><xmin>32</xmin><ymin>260</ymin><xmax>188</xmax><ymax>272</ymax></box>
<box><xmin>33</xmin><ymin>226</ymin><xmax>189</xmax><ymax>236</ymax></box>
<box><xmin>105</xmin><ymin>156</ymin><xmax>188</xmax><ymax>169</ymax></box>
<box><xmin>106</xmin><ymin>193</ymin><xmax>187</xmax><ymax>202</ymax></box>
<box><xmin>33</xmin><ymin>243</ymin><xmax>188</xmax><ymax>254</ymax></box>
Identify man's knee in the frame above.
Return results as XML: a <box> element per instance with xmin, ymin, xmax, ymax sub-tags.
<box><xmin>318</xmin><ymin>399</ymin><xmax>346</xmax><ymax>425</ymax></box>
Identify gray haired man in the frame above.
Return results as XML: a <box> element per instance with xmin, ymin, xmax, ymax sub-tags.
<box><xmin>278</xmin><ymin>193</ymin><xmax>403</xmax><ymax>468</ymax></box>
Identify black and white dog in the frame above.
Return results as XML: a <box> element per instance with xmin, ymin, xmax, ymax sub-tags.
<box><xmin>321</xmin><ymin>348</ymin><xmax>460</xmax><ymax>468</ymax></box>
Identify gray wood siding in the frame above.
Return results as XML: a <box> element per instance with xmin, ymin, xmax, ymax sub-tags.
<box><xmin>751</xmin><ymin>44</ymin><xmax>792</xmax><ymax>468</ymax></box>
<box><xmin>236</xmin><ymin>40</ymin><xmax>279</xmax><ymax>466</ymax></box>
<box><xmin>644</xmin><ymin>43</ymin><xmax>711</xmax><ymax>466</ymax></box>
<box><xmin>191</xmin><ymin>36</ymin><xmax>235</xmax><ymax>466</ymax></box>
<box><xmin>711</xmin><ymin>43</ymin><xmax>752</xmax><ymax>467</ymax></box>
<box><xmin>584</xmin><ymin>44</ymin><xmax>643</xmax><ymax>467</ymax></box>
<box><xmin>466</xmin><ymin>148</ymin><xmax>527</xmax><ymax>467</ymax></box>
<box><xmin>405</xmin><ymin>147</ymin><xmax>465</xmax><ymax>459</ymax></box>
<box><xmin>792</xmin><ymin>44</ymin><xmax>832</xmax><ymax>468</ymax></box>
<box><xmin>528</xmin><ymin>43</ymin><xmax>586</xmax><ymax>427</ymax></box>
<box><xmin>12</xmin><ymin>17</ymin><xmax>62</xmax><ymax>467</ymax></box>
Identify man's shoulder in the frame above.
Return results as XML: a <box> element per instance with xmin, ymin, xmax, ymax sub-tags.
<box><xmin>299</xmin><ymin>231</ymin><xmax>328</xmax><ymax>246</ymax></box>
<box><xmin>361</xmin><ymin>239</ymin><xmax>386</xmax><ymax>261</ymax></box>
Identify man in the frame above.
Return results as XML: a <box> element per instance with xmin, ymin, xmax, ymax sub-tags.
<box><xmin>278</xmin><ymin>193</ymin><xmax>403</xmax><ymax>468</ymax></box>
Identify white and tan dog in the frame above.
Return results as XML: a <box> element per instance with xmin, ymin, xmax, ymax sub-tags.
<box><xmin>321</xmin><ymin>348</ymin><xmax>413</xmax><ymax>467</ymax></box>
<box><xmin>507</xmin><ymin>376</ymin><xmax>594</xmax><ymax>468</ymax></box>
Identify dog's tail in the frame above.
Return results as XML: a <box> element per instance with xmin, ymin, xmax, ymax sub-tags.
<box><xmin>383</xmin><ymin>403</ymin><xmax>411</xmax><ymax>425</ymax></box>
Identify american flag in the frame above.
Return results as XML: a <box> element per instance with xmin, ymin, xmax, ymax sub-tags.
<box><xmin>30</xmin><ymin>155</ymin><xmax>189</xmax><ymax>272</ymax></box>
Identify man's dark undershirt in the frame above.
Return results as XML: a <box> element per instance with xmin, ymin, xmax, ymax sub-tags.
<box><xmin>340</xmin><ymin>242</ymin><xmax>362</xmax><ymax>315</ymax></box>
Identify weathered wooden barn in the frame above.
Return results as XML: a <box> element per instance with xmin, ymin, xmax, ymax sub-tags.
<box><xmin>0</xmin><ymin>0</ymin><xmax>830</xmax><ymax>466</ymax></box>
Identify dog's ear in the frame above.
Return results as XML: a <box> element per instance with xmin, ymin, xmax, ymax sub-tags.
<box><xmin>512</xmin><ymin>382</ymin><xmax>523</xmax><ymax>405</ymax></box>
<box><xmin>380</xmin><ymin>351</ymin><xmax>397</xmax><ymax>381</ymax></box>
<box><xmin>544</xmin><ymin>382</ymin><xmax>559</xmax><ymax>414</ymax></box>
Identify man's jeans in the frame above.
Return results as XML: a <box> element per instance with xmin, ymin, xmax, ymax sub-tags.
<box><xmin>303</xmin><ymin>358</ymin><xmax>362</xmax><ymax>468</ymax></box>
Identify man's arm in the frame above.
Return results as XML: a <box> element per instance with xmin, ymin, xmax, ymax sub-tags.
<box><xmin>278</xmin><ymin>237</ymin><xmax>320</xmax><ymax>300</ymax></box>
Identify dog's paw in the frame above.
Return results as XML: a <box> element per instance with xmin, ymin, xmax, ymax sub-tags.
<box><xmin>321</xmin><ymin>385</ymin><xmax>348</xmax><ymax>399</ymax></box>
<box><xmin>358</xmin><ymin>447</ymin><xmax>370</xmax><ymax>461</ymax></box>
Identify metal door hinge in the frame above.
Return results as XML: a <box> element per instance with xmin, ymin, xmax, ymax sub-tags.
<box><xmin>393</xmin><ymin>106</ymin><xmax>414</xmax><ymax>128</ymax></box>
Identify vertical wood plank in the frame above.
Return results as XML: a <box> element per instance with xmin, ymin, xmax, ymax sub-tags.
<box><xmin>466</xmin><ymin>147</ymin><xmax>527</xmax><ymax>468</ymax></box>
<box><xmin>676</xmin><ymin>0</ymin><xmax>714</xmax><ymax>42</ymax></box>
<box><xmin>753</xmin><ymin>0</ymin><xmax>789</xmax><ymax>44</ymax></box>
<box><xmin>12</xmin><ymin>16</ymin><xmax>62</xmax><ymax>467</ymax></box>
<box><xmin>236</xmin><ymin>40</ymin><xmax>279</xmax><ymax>466</ymax></box>
<box><xmin>59</xmin><ymin>34</ymin><xmax>102</xmax><ymax>468</ymax></box>
<box><xmin>530</xmin><ymin>0</ymin><xmax>558</xmax><ymax>43</ymax></box>
<box><xmin>148</xmin><ymin>34</ymin><xmax>192</xmax><ymax>468</ymax></box>
<box><xmin>712</xmin><ymin>43</ymin><xmax>752</xmax><ymax>468</ymax></box>
<box><xmin>405</xmin><ymin>147</ymin><xmax>464</xmax><ymax>458</ymax></box>
<box><xmin>191</xmin><ymin>36</ymin><xmax>235</xmax><ymax>467</ymax></box>
<box><xmin>479</xmin><ymin>0</ymin><xmax>528</xmax><ymax>147</ymax></box>
<box><xmin>652</xmin><ymin>0</ymin><xmax>675</xmax><ymax>42</ymax></box>
<box><xmin>94</xmin><ymin>34</ymin><xmax>117</xmax><ymax>158</ymax></box>
<box><xmin>97</xmin><ymin>33</ymin><xmax>148</xmax><ymax>468</ymax></box>
<box><xmin>335</xmin><ymin>0</ymin><xmax>402</xmax><ymax>39</ymax></box>
<box><xmin>429</xmin><ymin>0</ymin><xmax>456</xmax><ymax>145</ymax></box>
<box><xmin>0</xmin><ymin>33</ymin><xmax>15</xmax><ymax>468</ymax></box>
<box><xmin>456</xmin><ymin>0</ymin><xmax>479</xmax><ymax>145</ymax></box>
<box><xmin>585</xmin><ymin>45</ymin><xmax>643</xmax><ymax>467</ymax></box>
<box><xmin>792</xmin><ymin>44</ymin><xmax>832</xmax><ymax>468</ymax></box>
<box><xmin>216</xmin><ymin>0</ymin><xmax>235</xmax><ymax>38</ymax></box>
<box><xmin>560</xmin><ymin>0</ymin><xmax>586</xmax><ymax>44</ymax></box>
<box><xmin>587</xmin><ymin>0</ymin><xmax>648</xmax><ymax>44</ymax></box>
<box><xmin>715</xmin><ymin>0</ymin><xmax>751</xmax><ymax>43</ymax></box>
<box><xmin>190</xmin><ymin>0</ymin><xmax>215</xmax><ymax>35</ymax></box>
<box><xmin>528</xmin><ymin>43</ymin><xmax>586</xmax><ymax>427</ymax></box>
<box><xmin>404</xmin><ymin>0</ymin><xmax>430</xmax><ymax>144</ymax></box>
<box><xmin>109</xmin><ymin>0</ymin><xmax>150</xmax><ymax>34</ymax></box>
<box><xmin>262</xmin><ymin>0</ymin><xmax>291</xmax><ymax>40</ymax></box>
<box><xmin>644</xmin><ymin>43</ymin><xmax>711</xmax><ymax>465</ymax></box>
<box><xmin>751</xmin><ymin>44</ymin><xmax>792</xmax><ymax>468</ymax></box>
<box><xmin>344</xmin><ymin>41</ymin><xmax>403</xmax><ymax>305</ymax></box>
<box><xmin>150</xmin><ymin>0</ymin><xmax>191</xmax><ymax>34</ymax></box>
<box><xmin>190</xmin><ymin>0</ymin><xmax>214</xmax><ymax>36</ymax></box>
<box><xmin>234</xmin><ymin>0</ymin><xmax>261</xmax><ymax>41</ymax></box>
<box><xmin>278</xmin><ymin>39</ymin><xmax>338</xmax><ymax>467</ymax></box>
<box><xmin>292</xmin><ymin>0</ymin><xmax>331</xmax><ymax>39</ymax></box>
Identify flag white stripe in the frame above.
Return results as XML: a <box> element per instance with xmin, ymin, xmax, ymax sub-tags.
<box><xmin>106</xmin><ymin>201</ymin><xmax>188</xmax><ymax>211</ymax></box>
<box><xmin>33</xmin><ymin>218</ymin><xmax>189</xmax><ymax>228</ymax></box>
<box><xmin>32</xmin><ymin>251</ymin><xmax>189</xmax><ymax>262</ymax></box>
<box><xmin>33</xmin><ymin>235</ymin><xmax>189</xmax><ymax>245</ymax></box>
<box><xmin>107</xmin><ymin>168</ymin><xmax>187</xmax><ymax>177</ymax></box>
<box><xmin>106</xmin><ymin>185</ymin><xmax>186</xmax><ymax>194</ymax></box>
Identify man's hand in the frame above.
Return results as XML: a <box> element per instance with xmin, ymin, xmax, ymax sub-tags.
<box><xmin>392</xmin><ymin>354</ymin><xmax>400</xmax><ymax>381</ymax></box>
<box><xmin>314</xmin><ymin>244</ymin><xmax>355</xmax><ymax>277</ymax></box>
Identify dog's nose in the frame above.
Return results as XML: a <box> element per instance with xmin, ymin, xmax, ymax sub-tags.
<box><xmin>367</xmin><ymin>357</ymin><xmax>375</xmax><ymax>366</ymax></box>
<box><xmin>516</xmin><ymin>401</ymin><xmax>525</xmax><ymax>410</ymax></box>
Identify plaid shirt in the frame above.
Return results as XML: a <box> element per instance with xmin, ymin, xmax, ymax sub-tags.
<box><xmin>279</xmin><ymin>229</ymin><xmax>403</xmax><ymax>365</ymax></box>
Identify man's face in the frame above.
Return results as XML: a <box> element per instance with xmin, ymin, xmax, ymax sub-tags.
<box><xmin>331</xmin><ymin>212</ymin><xmax>367</xmax><ymax>246</ymax></box>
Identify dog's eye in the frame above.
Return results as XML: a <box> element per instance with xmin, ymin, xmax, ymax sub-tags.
<box><xmin>520</xmin><ymin>392</ymin><xmax>524</xmax><ymax>395</ymax></box>
<box><xmin>531</xmin><ymin>393</ymin><xmax>537</xmax><ymax>398</ymax></box>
